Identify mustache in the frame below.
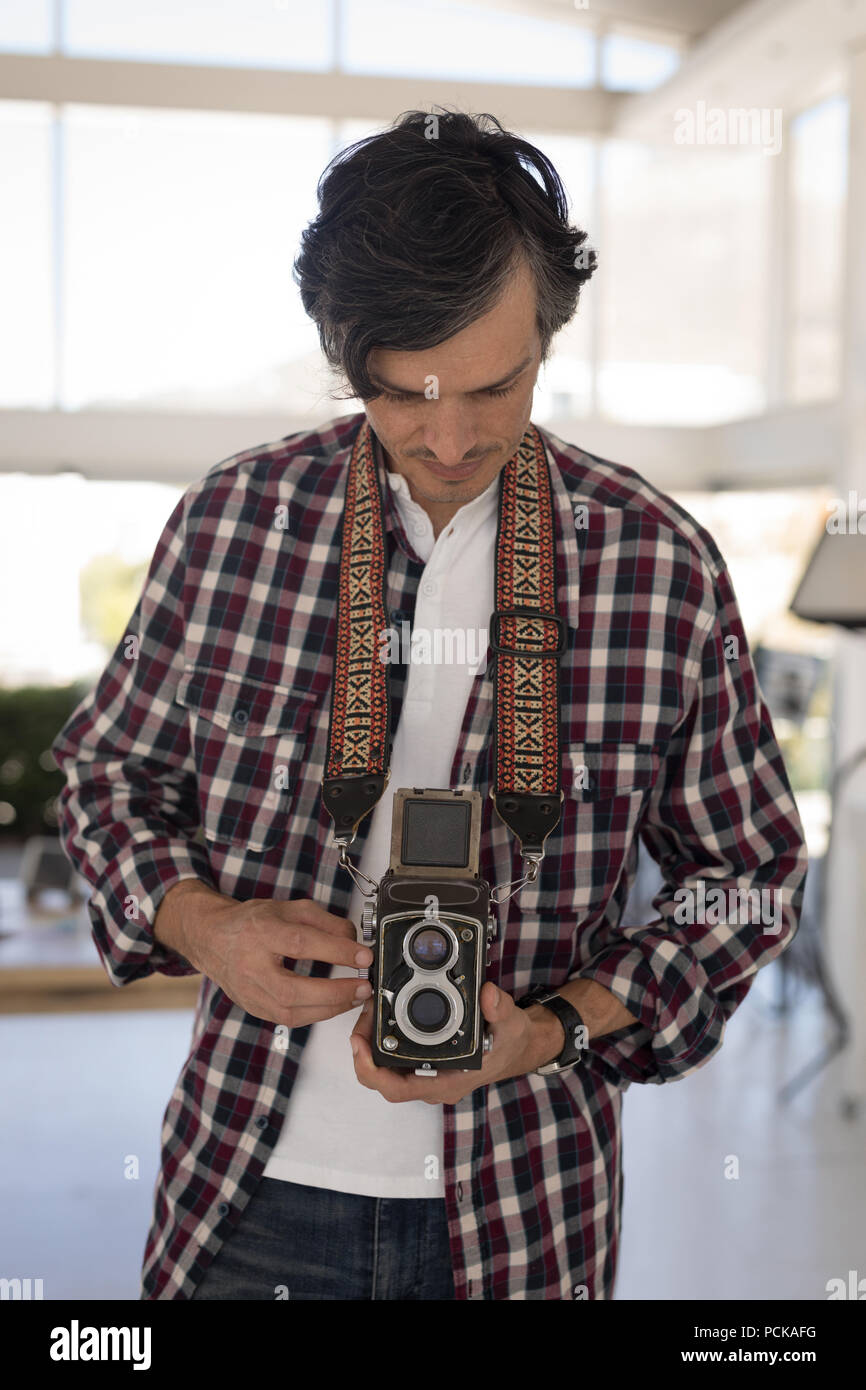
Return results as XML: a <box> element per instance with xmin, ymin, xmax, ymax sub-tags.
<box><xmin>409</xmin><ymin>450</ymin><xmax>494</xmax><ymax>464</ymax></box>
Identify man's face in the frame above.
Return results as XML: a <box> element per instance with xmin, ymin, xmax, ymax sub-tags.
<box><xmin>363</xmin><ymin>260</ymin><xmax>542</xmax><ymax>518</ymax></box>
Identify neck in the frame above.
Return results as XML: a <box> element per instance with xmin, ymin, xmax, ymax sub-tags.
<box><xmin>418</xmin><ymin>496</ymin><xmax>465</xmax><ymax>539</ymax></box>
<box><xmin>381</xmin><ymin>450</ymin><xmax>486</xmax><ymax>538</ymax></box>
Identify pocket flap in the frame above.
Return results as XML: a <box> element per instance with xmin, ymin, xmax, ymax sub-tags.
<box><xmin>567</xmin><ymin>742</ymin><xmax>659</xmax><ymax>799</ymax></box>
<box><xmin>176</xmin><ymin>666</ymin><xmax>314</xmax><ymax>737</ymax></box>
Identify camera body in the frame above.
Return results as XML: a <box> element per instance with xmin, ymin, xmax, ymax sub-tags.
<box><xmin>358</xmin><ymin>788</ymin><xmax>496</xmax><ymax>1077</ymax></box>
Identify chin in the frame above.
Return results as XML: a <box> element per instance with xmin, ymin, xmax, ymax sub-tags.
<box><xmin>419</xmin><ymin>473</ymin><xmax>492</xmax><ymax>501</ymax></box>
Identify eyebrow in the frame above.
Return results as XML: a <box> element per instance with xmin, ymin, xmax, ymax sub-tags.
<box><xmin>370</xmin><ymin>354</ymin><xmax>533</xmax><ymax>398</ymax></box>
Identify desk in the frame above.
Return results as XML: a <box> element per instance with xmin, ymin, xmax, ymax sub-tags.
<box><xmin>0</xmin><ymin>880</ymin><xmax>200</xmax><ymax>1014</ymax></box>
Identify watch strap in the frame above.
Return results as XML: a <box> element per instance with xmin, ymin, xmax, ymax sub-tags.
<box><xmin>516</xmin><ymin>985</ymin><xmax>587</xmax><ymax>1073</ymax></box>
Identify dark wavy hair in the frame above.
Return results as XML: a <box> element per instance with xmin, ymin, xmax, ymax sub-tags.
<box><xmin>294</xmin><ymin>107</ymin><xmax>597</xmax><ymax>402</ymax></box>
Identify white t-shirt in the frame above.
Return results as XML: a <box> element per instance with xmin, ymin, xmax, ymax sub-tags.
<box><xmin>262</xmin><ymin>468</ymin><xmax>498</xmax><ymax>1197</ymax></box>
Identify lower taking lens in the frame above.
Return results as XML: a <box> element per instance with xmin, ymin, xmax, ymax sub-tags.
<box><xmin>407</xmin><ymin>988</ymin><xmax>450</xmax><ymax>1032</ymax></box>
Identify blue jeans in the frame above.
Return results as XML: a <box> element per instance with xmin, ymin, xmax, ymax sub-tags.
<box><xmin>190</xmin><ymin>1178</ymin><xmax>457</xmax><ymax>1300</ymax></box>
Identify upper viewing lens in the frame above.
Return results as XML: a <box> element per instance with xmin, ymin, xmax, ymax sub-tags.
<box><xmin>410</xmin><ymin>926</ymin><xmax>450</xmax><ymax>968</ymax></box>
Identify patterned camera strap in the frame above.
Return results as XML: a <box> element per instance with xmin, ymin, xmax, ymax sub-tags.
<box><xmin>322</xmin><ymin>418</ymin><xmax>564</xmax><ymax>861</ymax></box>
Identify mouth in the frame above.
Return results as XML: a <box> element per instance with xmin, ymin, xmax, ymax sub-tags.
<box><xmin>415</xmin><ymin>455</ymin><xmax>490</xmax><ymax>482</ymax></box>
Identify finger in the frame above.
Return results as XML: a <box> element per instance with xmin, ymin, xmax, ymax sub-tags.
<box><xmin>350</xmin><ymin>996</ymin><xmax>374</xmax><ymax>1038</ymax></box>
<box><xmin>353</xmin><ymin>1056</ymin><xmax>459</xmax><ymax>1105</ymax></box>
<box><xmin>253</xmin><ymin>992</ymin><xmax>372</xmax><ymax>1029</ymax></box>
<box><xmin>261</xmin><ymin>1002</ymin><xmax>367</xmax><ymax>1029</ymax></box>
<box><xmin>349</xmin><ymin>1009</ymin><xmax>463</xmax><ymax>1103</ymax></box>
<box><xmin>349</xmin><ymin>1008</ymin><xmax>415</xmax><ymax>1098</ymax></box>
<box><xmin>350</xmin><ymin>1034</ymin><xmax>418</xmax><ymax>1101</ymax></box>
<box><xmin>271</xmin><ymin>898</ymin><xmax>359</xmax><ymax>941</ymax></box>
<box><xmin>480</xmin><ymin>980</ymin><xmax>507</xmax><ymax>1023</ymax></box>
<box><xmin>262</xmin><ymin>969</ymin><xmax>372</xmax><ymax>1016</ymax></box>
<box><xmin>265</xmin><ymin>920</ymin><xmax>372</xmax><ymax>971</ymax></box>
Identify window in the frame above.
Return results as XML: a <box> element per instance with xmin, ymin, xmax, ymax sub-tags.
<box><xmin>0</xmin><ymin>102</ymin><xmax>54</xmax><ymax>408</ymax></box>
<box><xmin>62</xmin><ymin>0</ymin><xmax>334</xmax><ymax>70</ymax></box>
<box><xmin>339</xmin><ymin>0</ymin><xmax>595</xmax><ymax>86</ymax></box>
<box><xmin>0</xmin><ymin>474</ymin><xmax>182</xmax><ymax>684</ymax></box>
<box><xmin>0</xmin><ymin>0</ymin><xmax>53</xmax><ymax>53</ymax></box>
<box><xmin>788</xmin><ymin>95</ymin><xmax>848</xmax><ymax>403</ymax></box>
<box><xmin>600</xmin><ymin>30</ymin><xmax>680</xmax><ymax>93</ymax></box>
<box><xmin>524</xmin><ymin>132</ymin><xmax>595</xmax><ymax>423</ymax></box>
<box><xmin>598</xmin><ymin>139</ymin><xmax>771</xmax><ymax>425</ymax></box>
<box><xmin>671</xmin><ymin>485</ymin><xmax>834</xmax><ymax>851</ymax></box>
<box><xmin>61</xmin><ymin>107</ymin><xmax>332</xmax><ymax>412</ymax></box>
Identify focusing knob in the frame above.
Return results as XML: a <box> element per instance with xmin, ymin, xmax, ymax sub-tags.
<box><xmin>482</xmin><ymin>1029</ymin><xmax>493</xmax><ymax>1054</ymax></box>
<box><xmin>361</xmin><ymin>902</ymin><xmax>376</xmax><ymax>946</ymax></box>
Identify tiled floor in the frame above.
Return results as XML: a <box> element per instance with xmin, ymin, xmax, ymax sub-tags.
<box><xmin>1</xmin><ymin>966</ymin><xmax>863</xmax><ymax>1301</ymax></box>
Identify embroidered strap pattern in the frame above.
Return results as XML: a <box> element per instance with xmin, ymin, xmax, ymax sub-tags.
<box><xmin>323</xmin><ymin>418</ymin><xmax>563</xmax><ymax>855</ymax></box>
<box><xmin>492</xmin><ymin>426</ymin><xmax>562</xmax><ymax>799</ymax></box>
<box><xmin>325</xmin><ymin>420</ymin><xmax>389</xmax><ymax>781</ymax></box>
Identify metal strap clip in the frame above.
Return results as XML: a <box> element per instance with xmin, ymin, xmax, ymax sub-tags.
<box><xmin>333</xmin><ymin>836</ymin><xmax>379</xmax><ymax>897</ymax></box>
<box><xmin>490</xmin><ymin>851</ymin><xmax>544</xmax><ymax>906</ymax></box>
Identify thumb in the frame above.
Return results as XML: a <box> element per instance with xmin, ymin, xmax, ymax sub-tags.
<box><xmin>482</xmin><ymin>981</ymin><xmax>504</xmax><ymax>1018</ymax></box>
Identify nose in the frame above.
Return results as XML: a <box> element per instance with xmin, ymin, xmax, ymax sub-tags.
<box><xmin>418</xmin><ymin>400</ymin><xmax>482</xmax><ymax>466</ymax></box>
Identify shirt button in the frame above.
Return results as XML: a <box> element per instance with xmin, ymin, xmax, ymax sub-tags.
<box><xmin>232</xmin><ymin>707</ymin><xmax>248</xmax><ymax>726</ymax></box>
<box><xmin>456</xmin><ymin>1182</ymin><xmax>464</xmax><ymax>1201</ymax></box>
<box><xmin>422</xmin><ymin>580</ymin><xmax>437</xmax><ymax>597</ymax></box>
<box><xmin>413</xmin><ymin>521</ymin><xmax>427</xmax><ymax>536</ymax></box>
<box><xmin>218</xmin><ymin>1202</ymin><xmax>230</xmax><ymax>1217</ymax></box>
<box><xmin>255</xmin><ymin>1116</ymin><xmax>269</xmax><ymax>1130</ymax></box>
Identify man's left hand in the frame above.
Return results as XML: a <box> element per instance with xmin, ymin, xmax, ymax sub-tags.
<box><xmin>349</xmin><ymin>981</ymin><xmax>563</xmax><ymax>1104</ymax></box>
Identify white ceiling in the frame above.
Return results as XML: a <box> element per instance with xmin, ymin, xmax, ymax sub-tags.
<box><xmin>614</xmin><ymin>0</ymin><xmax>866</xmax><ymax>140</ymax></box>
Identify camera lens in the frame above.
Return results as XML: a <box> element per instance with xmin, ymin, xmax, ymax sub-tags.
<box><xmin>407</xmin><ymin>988</ymin><xmax>451</xmax><ymax>1032</ymax></box>
<box><xmin>409</xmin><ymin>926</ymin><xmax>450</xmax><ymax>969</ymax></box>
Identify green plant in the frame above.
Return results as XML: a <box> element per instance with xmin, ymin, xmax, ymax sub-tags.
<box><xmin>0</xmin><ymin>683</ymin><xmax>92</xmax><ymax>841</ymax></box>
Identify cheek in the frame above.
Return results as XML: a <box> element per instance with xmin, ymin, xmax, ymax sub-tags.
<box><xmin>492</xmin><ymin>391</ymin><xmax>533</xmax><ymax>438</ymax></box>
<box><xmin>375</xmin><ymin>412</ymin><xmax>415</xmax><ymax>453</ymax></box>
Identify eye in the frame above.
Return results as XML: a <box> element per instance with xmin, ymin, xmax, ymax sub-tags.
<box><xmin>379</xmin><ymin>380</ymin><xmax>519</xmax><ymax>403</ymax></box>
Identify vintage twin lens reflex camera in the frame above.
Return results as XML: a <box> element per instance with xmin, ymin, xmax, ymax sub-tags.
<box><xmin>358</xmin><ymin>788</ymin><xmax>496</xmax><ymax>1077</ymax></box>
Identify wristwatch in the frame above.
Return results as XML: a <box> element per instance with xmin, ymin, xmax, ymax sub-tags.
<box><xmin>516</xmin><ymin>984</ymin><xmax>587</xmax><ymax>1075</ymax></box>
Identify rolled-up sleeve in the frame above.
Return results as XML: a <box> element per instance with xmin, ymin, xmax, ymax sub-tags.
<box><xmin>572</xmin><ymin>562</ymin><xmax>809</xmax><ymax>1087</ymax></box>
<box><xmin>51</xmin><ymin>489</ymin><xmax>216</xmax><ymax>986</ymax></box>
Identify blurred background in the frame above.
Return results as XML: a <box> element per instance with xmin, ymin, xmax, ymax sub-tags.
<box><xmin>1</xmin><ymin>0</ymin><xmax>865</xmax><ymax>1301</ymax></box>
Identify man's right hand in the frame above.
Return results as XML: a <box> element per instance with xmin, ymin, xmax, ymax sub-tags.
<box><xmin>153</xmin><ymin>879</ymin><xmax>372</xmax><ymax>1027</ymax></box>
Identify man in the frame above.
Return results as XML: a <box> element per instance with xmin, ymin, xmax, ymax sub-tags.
<box><xmin>52</xmin><ymin>110</ymin><xmax>808</xmax><ymax>1301</ymax></box>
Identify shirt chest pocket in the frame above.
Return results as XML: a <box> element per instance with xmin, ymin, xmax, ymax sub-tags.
<box><xmin>518</xmin><ymin>741</ymin><xmax>660</xmax><ymax>923</ymax></box>
<box><xmin>175</xmin><ymin>666</ymin><xmax>314</xmax><ymax>852</ymax></box>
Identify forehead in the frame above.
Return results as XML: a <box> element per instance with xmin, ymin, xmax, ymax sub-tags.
<box><xmin>368</xmin><ymin>263</ymin><xmax>539</xmax><ymax>388</ymax></box>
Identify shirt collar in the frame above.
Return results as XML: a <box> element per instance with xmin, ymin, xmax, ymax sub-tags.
<box><xmin>368</xmin><ymin>419</ymin><xmax>582</xmax><ymax>634</ymax></box>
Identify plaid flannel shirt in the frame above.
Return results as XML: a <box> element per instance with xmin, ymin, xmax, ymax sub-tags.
<box><xmin>51</xmin><ymin>410</ymin><xmax>808</xmax><ymax>1301</ymax></box>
